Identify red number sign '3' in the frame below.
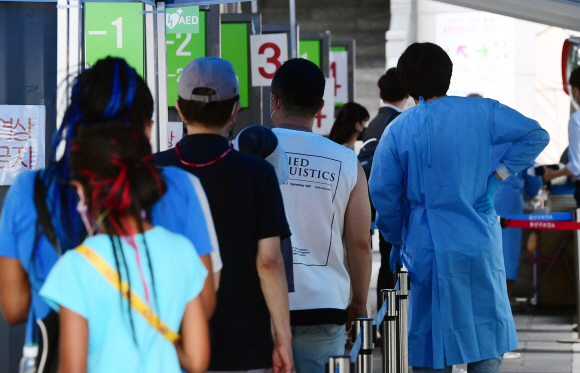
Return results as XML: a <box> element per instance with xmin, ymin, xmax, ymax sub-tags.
<box><xmin>258</xmin><ymin>42</ymin><xmax>282</xmax><ymax>79</ymax></box>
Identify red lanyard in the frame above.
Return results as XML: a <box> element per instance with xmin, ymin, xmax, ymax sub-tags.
<box><xmin>174</xmin><ymin>141</ymin><xmax>233</xmax><ymax>167</ymax></box>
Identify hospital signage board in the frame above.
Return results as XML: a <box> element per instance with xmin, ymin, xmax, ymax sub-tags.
<box><xmin>299</xmin><ymin>40</ymin><xmax>321</xmax><ymax>68</ymax></box>
<box><xmin>166</xmin><ymin>9</ymin><xmax>206</xmax><ymax>106</ymax></box>
<box><xmin>222</xmin><ymin>23</ymin><xmax>250</xmax><ymax>109</ymax></box>
<box><xmin>85</xmin><ymin>3</ymin><xmax>145</xmax><ymax>77</ymax></box>
<box><xmin>250</xmin><ymin>33</ymin><xmax>289</xmax><ymax>87</ymax></box>
<box><xmin>166</xmin><ymin>7</ymin><xmax>199</xmax><ymax>34</ymax></box>
<box><xmin>312</xmin><ymin>78</ymin><xmax>335</xmax><ymax>136</ymax></box>
<box><xmin>0</xmin><ymin>105</ymin><xmax>45</xmax><ymax>185</ymax></box>
<box><xmin>330</xmin><ymin>49</ymin><xmax>349</xmax><ymax>105</ymax></box>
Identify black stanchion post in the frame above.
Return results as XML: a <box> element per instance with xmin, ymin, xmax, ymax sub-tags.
<box><xmin>380</xmin><ymin>289</ymin><xmax>398</xmax><ymax>373</ymax></box>
<box><xmin>327</xmin><ymin>355</ymin><xmax>353</xmax><ymax>373</ymax></box>
<box><xmin>352</xmin><ymin>318</ymin><xmax>374</xmax><ymax>373</ymax></box>
<box><xmin>397</xmin><ymin>271</ymin><xmax>410</xmax><ymax>373</ymax></box>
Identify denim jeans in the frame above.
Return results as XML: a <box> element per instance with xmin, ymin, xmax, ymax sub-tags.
<box><xmin>291</xmin><ymin>324</ymin><xmax>347</xmax><ymax>373</ymax></box>
<box><xmin>412</xmin><ymin>355</ymin><xmax>503</xmax><ymax>373</ymax></box>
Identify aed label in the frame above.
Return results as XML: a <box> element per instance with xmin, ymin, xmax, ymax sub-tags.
<box><xmin>166</xmin><ymin>7</ymin><xmax>200</xmax><ymax>34</ymax></box>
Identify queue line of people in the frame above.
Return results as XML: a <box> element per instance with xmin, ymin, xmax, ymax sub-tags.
<box><xmin>0</xmin><ymin>42</ymin><xmax>550</xmax><ymax>373</ymax></box>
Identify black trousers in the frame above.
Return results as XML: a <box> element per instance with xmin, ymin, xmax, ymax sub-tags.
<box><xmin>376</xmin><ymin>232</ymin><xmax>398</xmax><ymax>308</ymax></box>
<box><xmin>36</xmin><ymin>310</ymin><xmax>59</xmax><ymax>373</ymax></box>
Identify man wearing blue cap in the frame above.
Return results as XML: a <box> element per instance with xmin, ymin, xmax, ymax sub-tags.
<box><xmin>155</xmin><ymin>57</ymin><xmax>294</xmax><ymax>373</ymax></box>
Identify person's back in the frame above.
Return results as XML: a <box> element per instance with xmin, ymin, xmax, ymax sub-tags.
<box><xmin>155</xmin><ymin>57</ymin><xmax>293</xmax><ymax>373</ymax></box>
<box><xmin>269</xmin><ymin>58</ymin><xmax>372</xmax><ymax>373</ymax></box>
<box><xmin>369</xmin><ymin>43</ymin><xmax>549</xmax><ymax>372</ymax></box>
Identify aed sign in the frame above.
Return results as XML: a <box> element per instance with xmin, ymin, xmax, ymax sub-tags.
<box><xmin>312</xmin><ymin>78</ymin><xmax>335</xmax><ymax>136</ymax></box>
<box><xmin>0</xmin><ymin>105</ymin><xmax>46</xmax><ymax>185</ymax></box>
<box><xmin>166</xmin><ymin>7</ymin><xmax>200</xmax><ymax>34</ymax></box>
<box><xmin>250</xmin><ymin>33</ymin><xmax>288</xmax><ymax>87</ymax></box>
<box><xmin>330</xmin><ymin>51</ymin><xmax>349</xmax><ymax>105</ymax></box>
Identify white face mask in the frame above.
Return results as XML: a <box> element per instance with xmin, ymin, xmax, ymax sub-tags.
<box><xmin>270</xmin><ymin>95</ymin><xmax>279</xmax><ymax>121</ymax></box>
<box><xmin>76</xmin><ymin>187</ymin><xmax>94</xmax><ymax>237</ymax></box>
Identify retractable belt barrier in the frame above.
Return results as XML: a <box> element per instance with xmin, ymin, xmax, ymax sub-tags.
<box><xmin>500</xmin><ymin>212</ymin><xmax>580</xmax><ymax>230</ymax></box>
<box><xmin>326</xmin><ymin>271</ymin><xmax>410</xmax><ymax>373</ymax></box>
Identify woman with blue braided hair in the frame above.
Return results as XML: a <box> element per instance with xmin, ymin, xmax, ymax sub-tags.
<box><xmin>0</xmin><ymin>57</ymin><xmax>220</xmax><ymax>373</ymax></box>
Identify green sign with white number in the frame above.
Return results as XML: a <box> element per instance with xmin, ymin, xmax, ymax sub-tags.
<box><xmin>331</xmin><ymin>45</ymin><xmax>347</xmax><ymax>52</ymax></box>
<box><xmin>221</xmin><ymin>23</ymin><xmax>249</xmax><ymax>109</ymax></box>
<box><xmin>166</xmin><ymin>7</ymin><xmax>200</xmax><ymax>34</ymax></box>
<box><xmin>85</xmin><ymin>3</ymin><xmax>144</xmax><ymax>77</ymax></box>
<box><xmin>299</xmin><ymin>40</ymin><xmax>321</xmax><ymax>68</ymax></box>
<box><xmin>167</xmin><ymin>10</ymin><xmax>206</xmax><ymax>107</ymax></box>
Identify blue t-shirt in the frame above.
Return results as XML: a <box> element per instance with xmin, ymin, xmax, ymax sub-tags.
<box><xmin>0</xmin><ymin>166</ymin><xmax>218</xmax><ymax>342</ymax></box>
<box><xmin>40</xmin><ymin>226</ymin><xmax>207</xmax><ymax>373</ymax></box>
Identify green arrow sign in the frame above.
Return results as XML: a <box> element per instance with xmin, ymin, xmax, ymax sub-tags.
<box><xmin>221</xmin><ymin>23</ymin><xmax>249</xmax><ymax>109</ymax></box>
<box><xmin>166</xmin><ymin>10</ymin><xmax>206</xmax><ymax>107</ymax></box>
<box><xmin>85</xmin><ymin>3</ymin><xmax>145</xmax><ymax>77</ymax></box>
<box><xmin>476</xmin><ymin>45</ymin><xmax>488</xmax><ymax>57</ymax></box>
<box><xmin>299</xmin><ymin>40</ymin><xmax>321</xmax><ymax>67</ymax></box>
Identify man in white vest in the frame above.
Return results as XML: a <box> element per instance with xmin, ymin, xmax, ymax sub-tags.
<box><xmin>270</xmin><ymin>58</ymin><xmax>372</xmax><ymax>373</ymax></box>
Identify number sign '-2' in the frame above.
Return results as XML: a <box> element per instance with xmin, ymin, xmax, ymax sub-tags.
<box><xmin>250</xmin><ymin>34</ymin><xmax>288</xmax><ymax>87</ymax></box>
<box><xmin>85</xmin><ymin>3</ymin><xmax>145</xmax><ymax>77</ymax></box>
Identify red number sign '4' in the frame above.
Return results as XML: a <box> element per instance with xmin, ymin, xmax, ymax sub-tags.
<box><xmin>258</xmin><ymin>42</ymin><xmax>282</xmax><ymax>79</ymax></box>
<box><xmin>314</xmin><ymin>110</ymin><xmax>327</xmax><ymax>128</ymax></box>
<box><xmin>330</xmin><ymin>61</ymin><xmax>342</xmax><ymax>97</ymax></box>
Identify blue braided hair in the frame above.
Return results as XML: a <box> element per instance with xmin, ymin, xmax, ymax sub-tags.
<box><xmin>41</xmin><ymin>57</ymin><xmax>153</xmax><ymax>253</ymax></box>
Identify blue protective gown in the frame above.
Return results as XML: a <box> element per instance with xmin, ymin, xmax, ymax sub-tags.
<box><xmin>369</xmin><ymin>96</ymin><xmax>549</xmax><ymax>369</ymax></box>
<box><xmin>492</xmin><ymin>144</ymin><xmax>543</xmax><ymax>281</ymax></box>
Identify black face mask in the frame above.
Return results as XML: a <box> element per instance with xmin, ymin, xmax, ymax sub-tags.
<box><xmin>358</xmin><ymin>127</ymin><xmax>366</xmax><ymax>141</ymax></box>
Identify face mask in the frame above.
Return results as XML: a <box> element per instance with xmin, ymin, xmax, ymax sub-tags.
<box><xmin>76</xmin><ymin>187</ymin><xmax>94</xmax><ymax>236</ymax></box>
<box><xmin>270</xmin><ymin>95</ymin><xmax>279</xmax><ymax>121</ymax></box>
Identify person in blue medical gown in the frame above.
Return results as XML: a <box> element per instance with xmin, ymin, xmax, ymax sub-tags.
<box><xmin>369</xmin><ymin>43</ymin><xmax>549</xmax><ymax>373</ymax></box>
<box><xmin>492</xmin><ymin>144</ymin><xmax>543</xmax><ymax>293</ymax></box>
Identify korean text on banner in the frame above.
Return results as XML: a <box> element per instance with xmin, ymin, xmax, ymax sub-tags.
<box><xmin>330</xmin><ymin>51</ymin><xmax>349</xmax><ymax>104</ymax></box>
<box><xmin>167</xmin><ymin>122</ymin><xmax>184</xmax><ymax>149</ymax></box>
<box><xmin>312</xmin><ymin>78</ymin><xmax>335</xmax><ymax>136</ymax></box>
<box><xmin>250</xmin><ymin>33</ymin><xmax>288</xmax><ymax>87</ymax></box>
<box><xmin>0</xmin><ymin>105</ymin><xmax>46</xmax><ymax>185</ymax></box>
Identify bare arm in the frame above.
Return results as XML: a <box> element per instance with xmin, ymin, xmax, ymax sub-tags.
<box><xmin>0</xmin><ymin>257</ymin><xmax>31</xmax><ymax>325</ymax></box>
<box><xmin>198</xmin><ymin>254</ymin><xmax>217</xmax><ymax>316</ymax></box>
<box><xmin>256</xmin><ymin>236</ymin><xmax>293</xmax><ymax>373</ymax></box>
<box><xmin>344</xmin><ymin>161</ymin><xmax>372</xmax><ymax>329</ymax></box>
<box><xmin>58</xmin><ymin>306</ymin><xmax>88</xmax><ymax>373</ymax></box>
<box><xmin>176</xmin><ymin>294</ymin><xmax>210</xmax><ymax>373</ymax></box>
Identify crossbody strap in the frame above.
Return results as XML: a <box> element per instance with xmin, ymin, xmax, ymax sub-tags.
<box><xmin>76</xmin><ymin>245</ymin><xmax>180</xmax><ymax>344</ymax></box>
<box><xmin>34</xmin><ymin>172</ymin><xmax>61</xmax><ymax>255</ymax></box>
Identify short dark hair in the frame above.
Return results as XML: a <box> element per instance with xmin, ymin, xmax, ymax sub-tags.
<box><xmin>178</xmin><ymin>88</ymin><xmax>239</xmax><ymax>128</ymax></box>
<box><xmin>570</xmin><ymin>67</ymin><xmax>580</xmax><ymax>90</ymax></box>
<box><xmin>328</xmin><ymin>102</ymin><xmax>370</xmax><ymax>145</ymax></box>
<box><xmin>237</xmin><ymin>125</ymin><xmax>278</xmax><ymax>159</ymax></box>
<box><xmin>378</xmin><ymin>68</ymin><xmax>407</xmax><ymax>102</ymax></box>
<box><xmin>397</xmin><ymin>43</ymin><xmax>453</xmax><ymax>100</ymax></box>
<box><xmin>271</xmin><ymin>58</ymin><xmax>325</xmax><ymax>117</ymax></box>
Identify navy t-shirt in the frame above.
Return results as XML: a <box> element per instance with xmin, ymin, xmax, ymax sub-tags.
<box><xmin>155</xmin><ymin>134</ymin><xmax>291</xmax><ymax>371</ymax></box>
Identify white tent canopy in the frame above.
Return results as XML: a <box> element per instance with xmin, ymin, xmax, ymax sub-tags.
<box><xmin>435</xmin><ymin>0</ymin><xmax>580</xmax><ymax>32</ymax></box>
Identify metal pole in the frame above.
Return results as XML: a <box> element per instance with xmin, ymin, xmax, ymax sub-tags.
<box><xmin>352</xmin><ymin>318</ymin><xmax>374</xmax><ymax>373</ymax></box>
<box><xmin>397</xmin><ymin>271</ymin><xmax>410</xmax><ymax>373</ymax></box>
<box><xmin>155</xmin><ymin>2</ymin><xmax>169</xmax><ymax>152</ymax></box>
<box><xmin>576</xmin><ymin>208</ymin><xmax>580</xmax><ymax>334</ymax></box>
<box><xmin>327</xmin><ymin>356</ymin><xmax>353</xmax><ymax>373</ymax></box>
<box><xmin>380</xmin><ymin>289</ymin><xmax>398</xmax><ymax>373</ymax></box>
<box><xmin>288</xmin><ymin>0</ymin><xmax>297</xmax><ymax>58</ymax></box>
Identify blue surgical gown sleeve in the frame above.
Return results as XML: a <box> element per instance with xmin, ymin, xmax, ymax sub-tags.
<box><xmin>523</xmin><ymin>166</ymin><xmax>543</xmax><ymax>199</ymax></box>
<box><xmin>368</xmin><ymin>126</ymin><xmax>408</xmax><ymax>244</ymax></box>
<box><xmin>491</xmin><ymin>102</ymin><xmax>550</xmax><ymax>175</ymax></box>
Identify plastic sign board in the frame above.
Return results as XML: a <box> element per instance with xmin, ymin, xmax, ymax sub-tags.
<box><xmin>299</xmin><ymin>40</ymin><xmax>321</xmax><ymax>67</ymax></box>
<box><xmin>313</xmin><ymin>78</ymin><xmax>335</xmax><ymax>136</ymax></box>
<box><xmin>0</xmin><ymin>105</ymin><xmax>45</xmax><ymax>185</ymax></box>
<box><xmin>166</xmin><ymin>7</ymin><xmax>199</xmax><ymax>34</ymax></box>
<box><xmin>250</xmin><ymin>33</ymin><xmax>288</xmax><ymax>87</ymax></box>
<box><xmin>85</xmin><ymin>3</ymin><xmax>145</xmax><ymax>77</ymax></box>
<box><xmin>330</xmin><ymin>50</ymin><xmax>349</xmax><ymax>105</ymax></box>
<box><xmin>167</xmin><ymin>10</ymin><xmax>206</xmax><ymax>106</ymax></box>
<box><xmin>167</xmin><ymin>121</ymin><xmax>184</xmax><ymax>149</ymax></box>
<box><xmin>222</xmin><ymin>23</ymin><xmax>250</xmax><ymax>109</ymax></box>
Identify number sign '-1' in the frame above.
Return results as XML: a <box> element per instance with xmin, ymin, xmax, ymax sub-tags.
<box><xmin>299</xmin><ymin>40</ymin><xmax>321</xmax><ymax>68</ymax></box>
<box><xmin>222</xmin><ymin>23</ymin><xmax>250</xmax><ymax>109</ymax></box>
<box><xmin>250</xmin><ymin>34</ymin><xmax>288</xmax><ymax>87</ymax></box>
<box><xmin>166</xmin><ymin>10</ymin><xmax>206</xmax><ymax>107</ymax></box>
<box><xmin>85</xmin><ymin>3</ymin><xmax>144</xmax><ymax>77</ymax></box>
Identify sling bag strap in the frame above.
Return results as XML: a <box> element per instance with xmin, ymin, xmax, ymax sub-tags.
<box><xmin>76</xmin><ymin>244</ymin><xmax>180</xmax><ymax>344</ymax></box>
<box><xmin>33</xmin><ymin>172</ymin><xmax>61</xmax><ymax>255</ymax></box>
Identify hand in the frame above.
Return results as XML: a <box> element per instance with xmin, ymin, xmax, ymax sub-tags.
<box><xmin>390</xmin><ymin>243</ymin><xmax>403</xmax><ymax>273</ymax></box>
<box><xmin>272</xmin><ymin>341</ymin><xmax>294</xmax><ymax>373</ymax></box>
<box><xmin>542</xmin><ymin>166</ymin><xmax>557</xmax><ymax>181</ymax></box>
<box><xmin>346</xmin><ymin>301</ymin><xmax>368</xmax><ymax>332</ymax></box>
<box><xmin>474</xmin><ymin>174</ymin><xmax>502</xmax><ymax>215</ymax></box>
